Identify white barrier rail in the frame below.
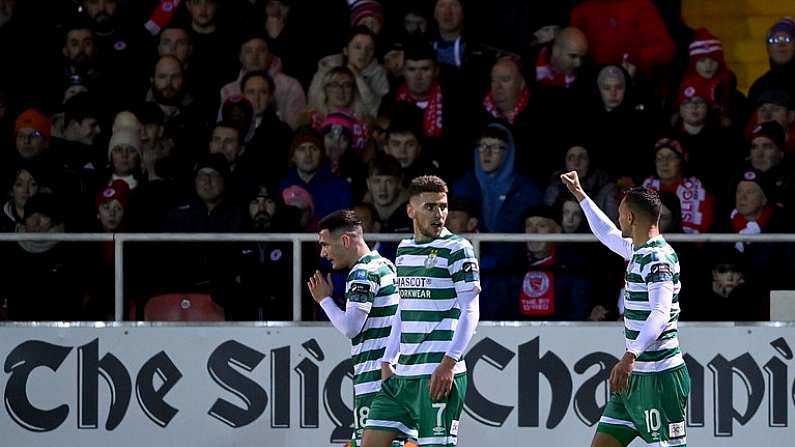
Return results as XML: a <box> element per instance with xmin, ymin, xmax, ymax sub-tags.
<box><xmin>2</xmin><ymin>232</ymin><xmax>795</xmax><ymax>321</ymax></box>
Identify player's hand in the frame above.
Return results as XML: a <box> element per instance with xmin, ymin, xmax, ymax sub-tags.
<box><xmin>307</xmin><ymin>270</ymin><xmax>333</xmax><ymax>304</ymax></box>
<box><xmin>381</xmin><ymin>362</ymin><xmax>395</xmax><ymax>381</ymax></box>
<box><xmin>429</xmin><ymin>356</ymin><xmax>456</xmax><ymax>401</ymax></box>
<box><xmin>609</xmin><ymin>352</ymin><xmax>635</xmax><ymax>393</ymax></box>
<box><xmin>560</xmin><ymin>171</ymin><xmax>587</xmax><ymax>202</ymax></box>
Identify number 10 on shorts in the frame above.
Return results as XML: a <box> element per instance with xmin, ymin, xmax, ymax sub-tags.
<box><xmin>644</xmin><ymin>408</ymin><xmax>661</xmax><ymax>433</ymax></box>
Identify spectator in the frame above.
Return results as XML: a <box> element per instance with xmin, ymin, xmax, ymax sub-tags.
<box><xmin>260</xmin><ymin>0</ymin><xmax>301</xmax><ymax>78</ymax></box>
<box><xmin>50</xmin><ymin>93</ymin><xmax>104</xmax><ymax>180</ymax></box>
<box><xmin>305</xmin><ymin>67</ymin><xmax>371</xmax><ymax>154</ymax></box>
<box><xmin>748</xmin><ymin>17</ymin><xmax>795</xmax><ymax>103</ymax></box>
<box><xmin>363</xmin><ymin>153</ymin><xmax>411</xmax><ymax>233</ymax></box>
<box><xmin>308</xmin><ymin>26</ymin><xmax>388</xmax><ymax>118</ymax></box>
<box><xmin>383</xmin><ymin>107</ymin><xmax>440</xmax><ymax>185</ymax></box>
<box><xmin>106</xmin><ymin>128</ymin><xmax>142</xmax><ymax>190</ymax></box>
<box><xmin>208</xmin><ymin>120</ymin><xmax>258</xmax><ymax>199</ymax></box>
<box><xmin>0</xmin><ymin>192</ymin><xmax>84</xmax><ymax>321</ymax></box>
<box><xmin>394</xmin><ymin>41</ymin><xmax>445</xmax><ymax>139</ymax></box>
<box><xmin>220</xmin><ymin>32</ymin><xmax>306</xmax><ymax>130</ymax></box>
<box><xmin>158</xmin><ymin>25</ymin><xmax>193</xmax><ymax>65</ymax></box>
<box><xmin>750</xmin><ymin>90</ymin><xmax>795</xmax><ymax>152</ymax></box>
<box><xmin>721</xmin><ymin>168</ymin><xmax>788</xmax><ymax>243</ymax></box>
<box><xmin>59</xmin><ymin>18</ymin><xmax>106</xmax><ymax>107</ymax></box>
<box><xmin>453</xmin><ymin>123</ymin><xmax>542</xmax><ymax>233</ymax></box>
<box><xmin>687</xmin><ymin>251</ymin><xmax>768</xmax><ymax>321</ymax></box>
<box><xmin>570</xmin><ymin>0</ymin><xmax>674</xmax><ymax>77</ymax></box>
<box><xmin>446</xmin><ymin>195</ymin><xmax>479</xmax><ymax>234</ymax></box>
<box><xmin>642</xmin><ymin>137</ymin><xmax>715</xmax><ymax>233</ymax></box>
<box><xmin>350</xmin><ymin>0</ymin><xmax>384</xmax><ymax>36</ymax></box>
<box><xmin>225</xmin><ymin>183</ymin><xmax>294</xmax><ymax>320</ymax></box>
<box><xmin>533</xmin><ymin>27</ymin><xmax>588</xmax><ymax>90</ymax></box>
<box><xmin>745</xmin><ymin>121</ymin><xmax>794</xmax><ymax>208</ymax></box>
<box><xmin>558</xmin><ymin>196</ymin><xmax>586</xmax><ymax>234</ymax></box>
<box><xmin>13</xmin><ymin>109</ymin><xmax>52</xmax><ymax>165</ymax></box>
<box><xmin>545</xmin><ymin>144</ymin><xmax>618</xmax><ymax>223</ymax></box>
<box><xmin>279</xmin><ymin>128</ymin><xmax>352</xmax><ymax>222</ymax></box>
<box><xmin>282</xmin><ymin>184</ymin><xmax>315</xmax><ymax>231</ymax></box>
<box><xmin>1</xmin><ymin>162</ymin><xmax>48</xmax><ymax>232</ymax></box>
<box><xmin>96</xmin><ymin>179</ymin><xmax>129</xmax><ymax>232</ymax></box>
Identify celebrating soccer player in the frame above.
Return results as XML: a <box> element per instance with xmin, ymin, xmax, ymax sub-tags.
<box><xmin>308</xmin><ymin>210</ymin><xmax>401</xmax><ymax>447</ymax></box>
<box><xmin>362</xmin><ymin>175</ymin><xmax>481</xmax><ymax>447</ymax></box>
<box><xmin>561</xmin><ymin>171</ymin><xmax>690</xmax><ymax>447</ymax></box>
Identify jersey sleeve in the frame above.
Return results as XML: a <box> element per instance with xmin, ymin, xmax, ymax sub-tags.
<box><xmin>641</xmin><ymin>251</ymin><xmax>676</xmax><ymax>285</ymax></box>
<box><xmin>448</xmin><ymin>239</ymin><xmax>481</xmax><ymax>295</ymax></box>
<box><xmin>345</xmin><ymin>268</ymin><xmax>380</xmax><ymax>313</ymax></box>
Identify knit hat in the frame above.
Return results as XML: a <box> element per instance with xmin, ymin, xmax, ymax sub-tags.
<box><xmin>15</xmin><ymin>109</ymin><xmax>51</xmax><ymax>141</ymax></box>
<box><xmin>108</xmin><ymin>129</ymin><xmax>142</xmax><ymax>160</ymax></box>
<box><xmin>676</xmin><ymin>76</ymin><xmax>716</xmax><ymax>108</ymax></box>
<box><xmin>768</xmin><ymin>17</ymin><xmax>795</xmax><ymax>39</ymax></box>
<box><xmin>195</xmin><ymin>153</ymin><xmax>231</xmax><ymax>181</ymax></box>
<box><xmin>654</xmin><ymin>137</ymin><xmax>688</xmax><ymax>163</ymax></box>
<box><xmin>96</xmin><ymin>180</ymin><xmax>131</xmax><ymax>211</ymax></box>
<box><xmin>282</xmin><ymin>185</ymin><xmax>314</xmax><ymax>214</ymax></box>
<box><xmin>749</xmin><ymin>121</ymin><xmax>786</xmax><ymax>149</ymax></box>
<box><xmin>350</xmin><ymin>0</ymin><xmax>384</xmax><ymax>30</ymax></box>
<box><xmin>734</xmin><ymin>168</ymin><xmax>775</xmax><ymax>201</ymax></box>
<box><xmin>689</xmin><ymin>28</ymin><xmax>724</xmax><ymax>62</ymax></box>
<box><xmin>524</xmin><ymin>205</ymin><xmax>562</xmax><ymax>226</ymax></box>
<box><xmin>321</xmin><ymin>112</ymin><xmax>355</xmax><ymax>137</ymax></box>
<box><xmin>290</xmin><ymin>126</ymin><xmax>324</xmax><ymax>155</ymax></box>
<box><xmin>24</xmin><ymin>192</ymin><xmax>63</xmax><ymax>225</ymax></box>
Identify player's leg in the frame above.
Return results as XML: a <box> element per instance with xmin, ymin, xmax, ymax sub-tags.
<box><xmin>593</xmin><ymin>389</ymin><xmax>638</xmax><ymax>447</ymax></box>
<box><xmin>415</xmin><ymin>373</ymin><xmax>467</xmax><ymax>446</ymax></box>
<box><xmin>363</xmin><ymin>376</ymin><xmax>418</xmax><ymax>447</ymax></box>
<box><xmin>623</xmin><ymin>365</ymin><xmax>690</xmax><ymax>446</ymax></box>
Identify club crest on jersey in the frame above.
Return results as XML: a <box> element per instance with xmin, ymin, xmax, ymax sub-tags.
<box><xmin>424</xmin><ymin>250</ymin><xmax>439</xmax><ymax>268</ymax></box>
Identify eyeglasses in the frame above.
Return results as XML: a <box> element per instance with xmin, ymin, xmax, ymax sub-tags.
<box><xmin>768</xmin><ymin>35</ymin><xmax>793</xmax><ymax>45</ymax></box>
<box><xmin>477</xmin><ymin>143</ymin><xmax>507</xmax><ymax>153</ymax></box>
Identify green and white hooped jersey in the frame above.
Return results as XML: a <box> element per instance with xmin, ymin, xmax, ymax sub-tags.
<box><xmin>624</xmin><ymin>236</ymin><xmax>684</xmax><ymax>374</ymax></box>
<box><xmin>394</xmin><ymin>228</ymin><xmax>480</xmax><ymax>378</ymax></box>
<box><xmin>346</xmin><ymin>251</ymin><xmax>399</xmax><ymax>397</ymax></box>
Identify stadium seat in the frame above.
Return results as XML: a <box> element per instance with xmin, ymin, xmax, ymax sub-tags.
<box><xmin>143</xmin><ymin>293</ymin><xmax>225</xmax><ymax>321</ymax></box>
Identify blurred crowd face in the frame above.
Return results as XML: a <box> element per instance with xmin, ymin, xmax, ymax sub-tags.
<box><xmin>680</xmin><ymin>97</ymin><xmax>708</xmax><ymax>126</ymax></box>
<box><xmin>561</xmin><ymin>200</ymin><xmax>584</xmax><ymax>233</ymax></box>
<box><xmin>525</xmin><ymin>216</ymin><xmax>560</xmax><ymax>256</ymax></box>
<box><xmin>187</xmin><ymin>0</ymin><xmax>218</xmax><ymax>30</ymax></box>
<box><xmin>265</xmin><ymin>0</ymin><xmax>289</xmax><ymax>19</ymax></box>
<box><xmin>84</xmin><ymin>0</ymin><xmax>118</xmax><ymax>19</ymax></box>
<box><xmin>695</xmin><ymin>57</ymin><xmax>720</xmax><ymax>79</ymax></box>
<box><xmin>367</xmin><ymin>175</ymin><xmax>401</xmax><ymax>208</ymax></box>
<box><xmin>404</xmin><ymin>12</ymin><xmax>428</xmax><ymax>36</ymax></box>
<box><xmin>767</xmin><ymin>31</ymin><xmax>795</xmax><ymax>66</ymax></box>
<box><xmin>243</xmin><ymin>75</ymin><xmax>272</xmax><ymax>115</ymax></box>
<box><xmin>97</xmin><ymin>199</ymin><xmax>123</xmax><ymax>232</ymax></box>
<box><xmin>209</xmin><ymin>126</ymin><xmax>242</xmax><ymax>164</ymax></box>
<box><xmin>749</xmin><ymin>136</ymin><xmax>783</xmax><ymax>172</ymax></box>
<box><xmin>67</xmin><ymin>117</ymin><xmax>101</xmax><ymax>146</ymax></box>
<box><xmin>386</xmin><ymin>132</ymin><xmax>420</xmax><ymax>168</ymax></box>
<box><xmin>434</xmin><ymin>0</ymin><xmax>463</xmax><ymax>35</ymax></box>
<box><xmin>712</xmin><ymin>266</ymin><xmax>744</xmax><ymax>298</ymax></box>
<box><xmin>195</xmin><ymin>168</ymin><xmax>225</xmax><ymax>203</ymax></box>
<box><xmin>110</xmin><ymin>144</ymin><xmax>139</xmax><ymax>176</ymax></box>
<box><xmin>346</xmin><ymin>34</ymin><xmax>376</xmax><ymax>72</ymax></box>
<box><xmin>655</xmin><ymin>147</ymin><xmax>683</xmax><ymax>182</ymax></box>
<box><xmin>756</xmin><ymin>102</ymin><xmax>793</xmax><ymax>129</ymax></box>
<box><xmin>293</xmin><ymin>142</ymin><xmax>322</xmax><ymax>175</ymax></box>
<box><xmin>405</xmin><ymin>59</ymin><xmax>436</xmax><ymax>97</ymax></box>
<box><xmin>12</xmin><ymin>169</ymin><xmax>38</xmax><ymax>212</ymax></box>
<box><xmin>352</xmin><ymin>205</ymin><xmax>379</xmax><ymax>234</ymax></box>
<box><xmin>551</xmin><ymin>31</ymin><xmax>588</xmax><ymax>76</ymax></box>
<box><xmin>152</xmin><ymin>57</ymin><xmax>184</xmax><ymax>105</ymax></box>
<box><xmin>323</xmin><ymin>126</ymin><xmax>351</xmax><ymax>162</ymax></box>
<box><xmin>241</xmin><ymin>38</ymin><xmax>271</xmax><ymax>72</ymax></box>
<box><xmin>490</xmin><ymin>60</ymin><xmax>524</xmax><ymax>107</ymax></box>
<box><xmin>599</xmin><ymin>76</ymin><xmax>625</xmax><ymax>111</ymax></box>
<box><xmin>64</xmin><ymin>29</ymin><xmax>95</xmax><ymax>68</ymax></box>
<box><xmin>564</xmin><ymin>146</ymin><xmax>589</xmax><ymax>179</ymax></box>
<box><xmin>15</xmin><ymin>128</ymin><xmax>48</xmax><ymax>159</ymax></box>
<box><xmin>735</xmin><ymin>181</ymin><xmax>766</xmax><ymax>218</ymax></box>
<box><xmin>325</xmin><ymin>72</ymin><xmax>355</xmax><ymax>109</ymax></box>
<box><xmin>159</xmin><ymin>28</ymin><xmax>192</xmax><ymax>63</ymax></box>
<box><xmin>249</xmin><ymin>196</ymin><xmax>276</xmax><ymax>230</ymax></box>
<box><xmin>446</xmin><ymin>210</ymin><xmax>475</xmax><ymax>233</ymax></box>
<box><xmin>25</xmin><ymin>212</ymin><xmax>55</xmax><ymax>233</ymax></box>
<box><xmin>477</xmin><ymin>137</ymin><xmax>508</xmax><ymax>174</ymax></box>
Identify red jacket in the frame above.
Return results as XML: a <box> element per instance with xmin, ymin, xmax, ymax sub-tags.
<box><xmin>570</xmin><ymin>0</ymin><xmax>675</xmax><ymax>74</ymax></box>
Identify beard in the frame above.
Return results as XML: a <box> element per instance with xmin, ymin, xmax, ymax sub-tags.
<box><xmin>92</xmin><ymin>12</ymin><xmax>116</xmax><ymax>35</ymax></box>
<box><xmin>153</xmin><ymin>86</ymin><xmax>183</xmax><ymax>106</ymax></box>
<box><xmin>252</xmin><ymin>212</ymin><xmax>272</xmax><ymax>231</ymax></box>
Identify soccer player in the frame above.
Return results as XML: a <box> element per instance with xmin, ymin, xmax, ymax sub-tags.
<box><xmin>307</xmin><ymin>210</ymin><xmax>400</xmax><ymax>447</ymax></box>
<box><xmin>362</xmin><ymin>176</ymin><xmax>481</xmax><ymax>447</ymax></box>
<box><xmin>561</xmin><ymin>171</ymin><xmax>690</xmax><ymax>447</ymax></box>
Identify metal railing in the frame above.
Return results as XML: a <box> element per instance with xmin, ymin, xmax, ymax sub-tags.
<box><xmin>2</xmin><ymin>232</ymin><xmax>795</xmax><ymax>322</ymax></box>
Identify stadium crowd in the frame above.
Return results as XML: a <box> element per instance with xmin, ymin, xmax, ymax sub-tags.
<box><xmin>0</xmin><ymin>0</ymin><xmax>793</xmax><ymax>322</ymax></box>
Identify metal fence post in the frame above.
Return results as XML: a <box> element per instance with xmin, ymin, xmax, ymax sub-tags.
<box><xmin>292</xmin><ymin>239</ymin><xmax>302</xmax><ymax>321</ymax></box>
<box><xmin>114</xmin><ymin>235</ymin><xmax>124</xmax><ymax>322</ymax></box>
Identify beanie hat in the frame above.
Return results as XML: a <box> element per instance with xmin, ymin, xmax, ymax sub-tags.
<box><xmin>689</xmin><ymin>28</ymin><xmax>724</xmax><ymax>62</ymax></box>
<box><xmin>24</xmin><ymin>192</ymin><xmax>63</xmax><ymax>225</ymax></box>
<box><xmin>15</xmin><ymin>109</ymin><xmax>52</xmax><ymax>141</ymax></box>
<box><xmin>290</xmin><ymin>126</ymin><xmax>324</xmax><ymax>157</ymax></box>
<box><xmin>282</xmin><ymin>185</ymin><xmax>315</xmax><ymax>214</ymax></box>
<box><xmin>108</xmin><ymin>129</ymin><xmax>142</xmax><ymax>160</ymax></box>
<box><xmin>768</xmin><ymin>17</ymin><xmax>795</xmax><ymax>39</ymax></box>
<box><xmin>734</xmin><ymin>168</ymin><xmax>775</xmax><ymax>201</ymax></box>
<box><xmin>749</xmin><ymin>121</ymin><xmax>786</xmax><ymax>149</ymax></box>
<box><xmin>654</xmin><ymin>137</ymin><xmax>688</xmax><ymax>163</ymax></box>
<box><xmin>96</xmin><ymin>179</ymin><xmax>131</xmax><ymax>211</ymax></box>
<box><xmin>524</xmin><ymin>205</ymin><xmax>562</xmax><ymax>226</ymax></box>
<box><xmin>350</xmin><ymin>0</ymin><xmax>384</xmax><ymax>29</ymax></box>
<box><xmin>321</xmin><ymin>112</ymin><xmax>356</xmax><ymax>136</ymax></box>
<box><xmin>195</xmin><ymin>153</ymin><xmax>231</xmax><ymax>181</ymax></box>
<box><xmin>676</xmin><ymin>75</ymin><xmax>717</xmax><ymax>108</ymax></box>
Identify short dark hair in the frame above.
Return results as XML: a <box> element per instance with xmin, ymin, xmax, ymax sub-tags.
<box><xmin>404</xmin><ymin>39</ymin><xmax>436</xmax><ymax>63</ymax></box>
<box><xmin>408</xmin><ymin>175</ymin><xmax>447</xmax><ymax>198</ymax></box>
<box><xmin>319</xmin><ymin>209</ymin><xmax>362</xmax><ymax>234</ymax></box>
<box><xmin>347</xmin><ymin>25</ymin><xmax>377</xmax><ymax>47</ymax></box>
<box><xmin>624</xmin><ymin>187</ymin><xmax>661</xmax><ymax>222</ymax></box>
<box><xmin>479</xmin><ymin>125</ymin><xmax>511</xmax><ymax>144</ymax></box>
<box><xmin>368</xmin><ymin>153</ymin><xmax>402</xmax><ymax>178</ymax></box>
<box><xmin>63</xmin><ymin>92</ymin><xmax>98</xmax><ymax>126</ymax></box>
<box><xmin>240</xmin><ymin>70</ymin><xmax>275</xmax><ymax>95</ymax></box>
<box><xmin>352</xmin><ymin>202</ymin><xmax>378</xmax><ymax>224</ymax></box>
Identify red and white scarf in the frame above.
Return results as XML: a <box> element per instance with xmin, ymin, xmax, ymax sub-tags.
<box><xmin>396</xmin><ymin>82</ymin><xmax>444</xmax><ymax>138</ymax></box>
<box><xmin>535</xmin><ymin>47</ymin><xmax>577</xmax><ymax>88</ymax></box>
<box><xmin>519</xmin><ymin>253</ymin><xmax>556</xmax><ymax>317</ymax></box>
<box><xmin>730</xmin><ymin>206</ymin><xmax>774</xmax><ymax>252</ymax></box>
<box><xmin>642</xmin><ymin>176</ymin><xmax>713</xmax><ymax>233</ymax></box>
<box><xmin>483</xmin><ymin>87</ymin><xmax>530</xmax><ymax>125</ymax></box>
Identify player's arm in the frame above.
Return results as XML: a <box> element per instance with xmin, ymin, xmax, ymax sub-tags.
<box><xmin>560</xmin><ymin>171</ymin><xmax>633</xmax><ymax>260</ymax></box>
<box><xmin>380</xmin><ymin>305</ymin><xmax>401</xmax><ymax>380</ymax></box>
<box><xmin>308</xmin><ymin>271</ymin><xmax>370</xmax><ymax>339</ymax></box>
<box><xmin>626</xmin><ymin>264</ymin><xmax>675</xmax><ymax>356</ymax></box>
